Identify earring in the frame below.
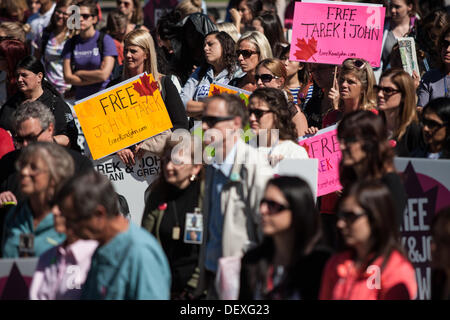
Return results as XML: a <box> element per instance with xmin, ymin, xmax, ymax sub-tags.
<box><xmin>189</xmin><ymin>174</ymin><xmax>196</xmax><ymax>182</ymax></box>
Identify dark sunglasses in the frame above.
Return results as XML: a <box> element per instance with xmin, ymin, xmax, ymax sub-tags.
<box><xmin>421</xmin><ymin>117</ymin><xmax>446</xmax><ymax>130</ymax></box>
<box><xmin>249</xmin><ymin>108</ymin><xmax>272</xmax><ymax>119</ymax></box>
<box><xmin>373</xmin><ymin>85</ymin><xmax>400</xmax><ymax>95</ymax></box>
<box><xmin>202</xmin><ymin>115</ymin><xmax>235</xmax><ymax>127</ymax></box>
<box><xmin>337</xmin><ymin>210</ymin><xmax>365</xmax><ymax>224</ymax></box>
<box><xmin>80</xmin><ymin>13</ymin><xmax>94</xmax><ymax>19</ymax></box>
<box><xmin>117</xmin><ymin>0</ymin><xmax>132</xmax><ymax>7</ymax></box>
<box><xmin>260</xmin><ymin>198</ymin><xmax>289</xmax><ymax>215</ymax></box>
<box><xmin>14</xmin><ymin>128</ymin><xmax>46</xmax><ymax>145</ymax></box>
<box><xmin>55</xmin><ymin>10</ymin><xmax>69</xmax><ymax>18</ymax></box>
<box><xmin>236</xmin><ymin>49</ymin><xmax>258</xmax><ymax>59</ymax></box>
<box><xmin>255</xmin><ymin>74</ymin><xmax>279</xmax><ymax>83</ymax></box>
<box><xmin>345</xmin><ymin>58</ymin><xmax>366</xmax><ymax>70</ymax></box>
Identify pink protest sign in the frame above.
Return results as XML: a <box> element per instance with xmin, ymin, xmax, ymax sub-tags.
<box><xmin>290</xmin><ymin>1</ymin><xmax>385</xmax><ymax>67</ymax></box>
<box><xmin>298</xmin><ymin>125</ymin><xmax>342</xmax><ymax>196</ymax></box>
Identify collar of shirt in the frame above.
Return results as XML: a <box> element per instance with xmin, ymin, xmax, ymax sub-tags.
<box><xmin>211</xmin><ymin>141</ymin><xmax>238</xmax><ymax>177</ymax></box>
<box><xmin>206</xmin><ymin>67</ymin><xmax>230</xmax><ymax>82</ymax></box>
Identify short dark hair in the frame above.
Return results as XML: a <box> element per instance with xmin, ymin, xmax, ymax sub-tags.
<box><xmin>55</xmin><ymin>171</ymin><xmax>119</xmax><ymax>219</ymax></box>
<box><xmin>204</xmin><ymin>93</ymin><xmax>249</xmax><ymax>128</ymax></box>
<box><xmin>78</xmin><ymin>0</ymin><xmax>99</xmax><ymax>18</ymax></box>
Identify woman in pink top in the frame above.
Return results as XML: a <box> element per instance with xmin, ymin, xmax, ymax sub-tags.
<box><xmin>319</xmin><ymin>180</ymin><xmax>417</xmax><ymax>300</ymax></box>
<box><xmin>29</xmin><ymin>201</ymin><xmax>98</xmax><ymax>300</ymax></box>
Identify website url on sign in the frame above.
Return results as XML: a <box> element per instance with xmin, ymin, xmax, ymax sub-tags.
<box><xmin>318</xmin><ymin>49</ymin><xmax>356</xmax><ymax>59</ymax></box>
<box><xmin>108</xmin><ymin>126</ymin><xmax>147</xmax><ymax>145</ymax></box>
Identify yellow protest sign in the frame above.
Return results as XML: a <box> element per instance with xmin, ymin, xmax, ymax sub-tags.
<box><xmin>208</xmin><ymin>83</ymin><xmax>251</xmax><ymax>106</ymax></box>
<box><xmin>74</xmin><ymin>73</ymin><xmax>173</xmax><ymax>160</ymax></box>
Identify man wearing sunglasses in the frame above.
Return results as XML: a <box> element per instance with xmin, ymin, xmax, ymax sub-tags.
<box><xmin>196</xmin><ymin>93</ymin><xmax>273</xmax><ymax>299</ymax></box>
<box><xmin>0</xmin><ymin>101</ymin><xmax>92</xmax><ymax>210</ymax></box>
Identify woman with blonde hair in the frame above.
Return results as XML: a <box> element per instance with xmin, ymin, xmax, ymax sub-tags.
<box><xmin>216</xmin><ymin>22</ymin><xmax>240</xmax><ymax>42</ymax></box>
<box><xmin>108</xmin><ymin>29</ymin><xmax>188</xmax><ymax>166</ymax></box>
<box><xmin>0</xmin><ymin>21</ymin><xmax>29</xmax><ymax>42</ymax></box>
<box><xmin>255</xmin><ymin>58</ymin><xmax>308</xmax><ymax>136</ymax></box>
<box><xmin>176</xmin><ymin>0</ymin><xmax>202</xmax><ymax>20</ymax></box>
<box><xmin>376</xmin><ymin>68</ymin><xmax>420</xmax><ymax>156</ymax></box>
<box><xmin>322</xmin><ymin>58</ymin><xmax>377</xmax><ymax>128</ymax></box>
<box><xmin>230</xmin><ymin>31</ymin><xmax>272</xmax><ymax>91</ymax></box>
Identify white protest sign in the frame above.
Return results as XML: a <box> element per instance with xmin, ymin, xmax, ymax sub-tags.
<box><xmin>276</xmin><ymin>158</ymin><xmax>319</xmax><ymax>199</ymax></box>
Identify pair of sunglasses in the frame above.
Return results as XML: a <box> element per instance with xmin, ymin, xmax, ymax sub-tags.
<box><xmin>345</xmin><ymin>58</ymin><xmax>366</xmax><ymax>70</ymax></box>
<box><xmin>255</xmin><ymin>74</ymin><xmax>279</xmax><ymax>83</ymax></box>
<box><xmin>421</xmin><ymin>117</ymin><xmax>446</xmax><ymax>130</ymax></box>
<box><xmin>260</xmin><ymin>198</ymin><xmax>289</xmax><ymax>215</ymax></box>
<box><xmin>236</xmin><ymin>49</ymin><xmax>258</xmax><ymax>59</ymax></box>
<box><xmin>337</xmin><ymin>210</ymin><xmax>366</xmax><ymax>224</ymax></box>
<box><xmin>80</xmin><ymin>13</ymin><xmax>94</xmax><ymax>20</ymax></box>
<box><xmin>248</xmin><ymin>108</ymin><xmax>272</xmax><ymax>119</ymax></box>
<box><xmin>201</xmin><ymin>115</ymin><xmax>235</xmax><ymax>127</ymax></box>
<box><xmin>14</xmin><ymin>127</ymin><xmax>46</xmax><ymax>145</ymax></box>
<box><xmin>373</xmin><ymin>85</ymin><xmax>400</xmax><ymax>95</ymax></box>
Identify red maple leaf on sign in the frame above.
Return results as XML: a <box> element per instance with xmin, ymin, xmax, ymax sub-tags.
<box><xmin>133</xmin><ymin>73</ymin><xmax>159</xmax><ymax>97</ymax></box>
<box><xmin>211</xmin><ymin>86</ymin><xmax>221</xmax><ymax>96</ymax></box>
<box><xmin>294</xmin><ymin>37</ymin><xmax>318</xmax><ymax>62</ymax></box>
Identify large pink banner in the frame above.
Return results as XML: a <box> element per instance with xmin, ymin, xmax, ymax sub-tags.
<box><xmin>299</xmin><ymin>125</ymin><xmax>342</xmax><ymax>196</ymax></box>
<box><xmin>290</xmin><ymin>1</ymin><xmax>385</xmax><ymax>67</ymax></box>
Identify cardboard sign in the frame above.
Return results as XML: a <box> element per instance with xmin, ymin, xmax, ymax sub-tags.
<box><xmin>208</xmin><ymin>83</ymin><xmax>251</xmax><ymax>106</ymax></box>
<box><xmin>0</xmin><ymin>258</ymin><xmax>38</xmax><ymax>300</ymax></box>
<box><xmin>290</xmin><ymin>1</ymin><xmax>385</xmax><ymax>66</ymax></box>
<box><xmin>74</xmin><ymin>73</ymin><xmax>173</xmax><ymax>160</ymax></box>
<box><xmin>395</xmin><ymin>158</ymin><xmax>450</xmax><ymax>300</ymax></box>
<box><xmin>298</xmin><ymin>125</ymin><xmax>342</xmax><ymax>197</ymax></box>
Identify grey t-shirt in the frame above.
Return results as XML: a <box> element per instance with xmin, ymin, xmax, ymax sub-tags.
<box><xmin>417</xmin><ymin>69</ymin><xmax>450</xmax><ymax>107</ymax></box>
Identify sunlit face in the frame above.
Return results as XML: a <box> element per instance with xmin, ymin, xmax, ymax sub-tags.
<box><xmin>252</xmin><ymin>19</ymin><xmax>264</xmax><ymax>34</ymax></box>
<box><xmin>79</xmin><ymin>6</ymin><xmax>97</xmax><ymax>32</ymax></box>
<box><xmin>15</xmin><ymin>118</ymin><xmax>53</xmax><ymax>149</ymax></box>
<box><xmin>339</xmin><ymin>72</ymin><xmax>363</xmax><ymax>102</ymax></box>
<box><xmin>237</xmin><ymin>40</ymin><xmax>260</xmax><ymax>73</ymax></box>
<box><xmin>248</xmin><ymin>96</ymin><xmax>275</xmax><ymax>135</ymax></box>
<box><xmin>124</xmin><ymin>45</ymin><xmax>147</xmax><ymax>72</ymax></box>
<box><xmin>204</xmin><ymin>34</ymin><xmax>222</xmax><ymax>66</ymax></box>
<box><xmin>238</xmin><ymin>0</ymin><xmax>252</xmax><ymax>24</ymax></box>
<box><xmin>260</xmin><ymin>184</ymin><xmax>292</xmax><ymax>236</ymax></box>
<box><xmin>18</xmin><ymin>155</ymin><xmax>51</xmax><ymax>197</ymax></box>
<box><xmin>255</xmin><ymin>65</ymin><xmax>284</xmax><ymax>89</ymax></box>
<box><xmin>337</xmin><ymin>196</ymin><xmax>371</xmax><ymax>248</ymax></box>
<box><xmin>54</xmin><ymin>6</ymin><xmax>69</xmax><ymax>28</ymax></box>
<box><xmin>339</xmin><ymin>136</ymin><xmax>366</xmax><ymax>166</ymax></box>
<box><xmin>377</xmin><ymin>77</ymin><xmax>402</xmax><ymax>110</ymax></box>
<box><xmin>281</xmin><ymin>54</ymin><xmax>303</xmax><ymax>79</ymax></box>
<box><xmin>389</xmin><ymin>0</ymin><xmax>412</xmax><ymax>22</ymax></box>
<box><xmin>117</xmin><ymin>0</ymin><xmax>134</xmax><ymax>19</ymax></box>
<box><xmin>162</xmin><ymin>150</ymin><xmax>199</xmax><ymax>188</ymax></box>
<box><xmin>16</xmin><ymin>68</ymin><xmax>43</xmax><ymax>94</ymax></box>
<box><xmin>422</xmin><ymin>111</ymin><xmax>447</xmax><ymax>150</ymax></box>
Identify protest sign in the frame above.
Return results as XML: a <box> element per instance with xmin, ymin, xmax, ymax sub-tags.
<box><xmin>208</xmin><ymin>83</ymin><xmax>251</xmax><ymax>105</ymax></box>
<box><xmin>0</xmin><ymin>258</ymin><xmax>38</xmax><ymax>300</ymax></box>
<box><xmin>89</xmin><ymin>149</ymin><xmax>161</xmax><ymax>226</ymax></box>
<box><xmin>290</xmin><ymin>0</ymin><xmax>385</xmax><ymax>66</ymax></box>
<box><xmin>276</xmin><ymin>158</ymin><xmax>319</xmax><ymax>199</ymax></box>
<box><xmin>395</xmin><ymin>158</ymin><xmax>450</xmax><ymax>300</ymax></box>
<box><xmin>398</xmin><ymin>37</ymin><xmax>420</xmax><ymax>76</ymax></box>
<box><xmin>298</xmin><ymin>125</ymin><xmax>342</xmax><ymax>197</ymax></box>
<box><xmin>74</xmin><ymin>73</ymin><xmax>173</xmax><ymax>160</ymax></box>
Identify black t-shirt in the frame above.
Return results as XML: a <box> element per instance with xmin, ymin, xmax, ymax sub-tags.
<box><xmin>395</xmin><ymin>121</ymin><xmax>424</xmax><ymax>157</ymax></box>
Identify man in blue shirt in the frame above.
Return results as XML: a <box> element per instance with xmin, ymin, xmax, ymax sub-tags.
<box><xmin>55</xmin><ymin>171</ymin><xmax>170</xmax><ymax>300</ymax></box>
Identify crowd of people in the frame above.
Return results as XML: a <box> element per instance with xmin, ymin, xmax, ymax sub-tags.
<box><xmin>0</xmin><ymin>0</ymin><xmax>449</xmax><ymax>300</ymax></box>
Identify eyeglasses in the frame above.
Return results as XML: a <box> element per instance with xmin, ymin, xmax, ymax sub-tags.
<box><xmin>255</xmin><ymin>74</ymin><xmax>279</xmax><ymax>83</ymax></box>
<box><xmin>421</xmin><ymin>117</ymin><xmax>446</xmax><ymax>131</ymax></box>
<box><xmin>337</xmin><ymin>210</ymin><xmax>365</xmax><ymax>224</ymax></box>
<box><xmin>248</xmin><ymin>108</ymin><xmax>272</xmax><ymax>119</ymax></box>
<box><xmin>80</xmin><ymin>13</ymin><xmax>94</xmax><ymax>20</ymax></box>
<box><xmin>344</xmin><ymin>58</ymin><xmax>366</xmax><ymax>70</ymax></box>
<box><xmin>117</xmin><ymin>1</ymin><xmax>132</xmax><ymax>7</ymax></box>
<box><xmin>236</xmin><ymin>49</ymin><xmax>258</xmax><ymax>59</ymax></box>
<box><xmin>55</xmin><ymin>10</ymin><xmax>69</xmax><ymax>18</ymax></box>
<box><xmin>373</xmin><ymin>85</ymin><xmax>400</xmax><ymax>95</ymax></box>
<box><xmin>260</xmin><ymin>198</ymin><xmax>289</xmax><ymax>215</ymax></box>
<box><xmin>202</xmin><ymin>115</ymin><xmax>235</xmax><ymax>127</ymax></box>
<box><xmin>14</xmin><ymin>128</ymin><xmax>46</xmax><ymax>145</ymax></box>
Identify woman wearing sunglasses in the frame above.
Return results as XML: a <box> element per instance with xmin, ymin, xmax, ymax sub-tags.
<box><xmin>181</xmin><ymin>31</ymin><xmax>237</xmax><ymax>117</ymax></box>
<box><xmin>376</xmin><ymin>68</ymin><xmax>421</xmax><ymax>156</ymax></box>
<box><xmin>320</xmin><ymin>180</ymin><xmax>417</xmax><ymax>300</ymax></box>
<box><xmin>411</xmin><ymin>97</ymin><xmax>450</xmax><ymax>159</ymax></box>
<box><xmin>34</xmin><ymin>0</ymin><xmax>77</xmax><ymax>96</ymax></box>
<box><xmin>108</xmin><ymin>29</ymin><xmax>188</xmax><ymax>166</ymax></box>
<box><xmin>230</xmin><ymin>31</ymin><xmax>272</xmax><ymax>92</ymax></box>
<box><xmin>2</xmin><ymin>142</ymin><xmax>71</xmax><ymax>258</ymax></box>
<box><xmin>239</xmin><ymin>176</ymin><xmax>332</xmax><ymax>300</ymax></box>
<box><xmin>322</xmin><ymin>58</ymin><xmax>377</xmax><ymax>128</ymax></box>
<box><xmin>248</xmin><ymin>88</ymin><xmax>308</xmax><ymax>167</ymax></box>
<box><xmin>255</xmin><ymin>58</ymin><xmax>308</xmax><ymax>137</ymax></box>
<box><xmin>417</xmin><ymin>26</ymin><xmax>450</xmax><ymax>108</ymax></box>
<box><xmin>62</xmin><ymin>0</ymin><xmax>118</xmax><ymax>100</ymax></box>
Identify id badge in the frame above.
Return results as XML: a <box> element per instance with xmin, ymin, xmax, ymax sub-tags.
<box><xmin>184</xmin><ymin>210</ymin><xmax>203</xmax><ymax>244</ymax></box>
<box><xmin>19</xmin><ymin>233</ymin><xmax>35</xmax><ymax>257</ymax></box>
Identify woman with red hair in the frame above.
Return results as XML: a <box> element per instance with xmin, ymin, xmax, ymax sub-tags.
<box><xmin>0</xmin><ymin>39</ymin><xmax>28</xmax><ymax>99</ymax></box>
